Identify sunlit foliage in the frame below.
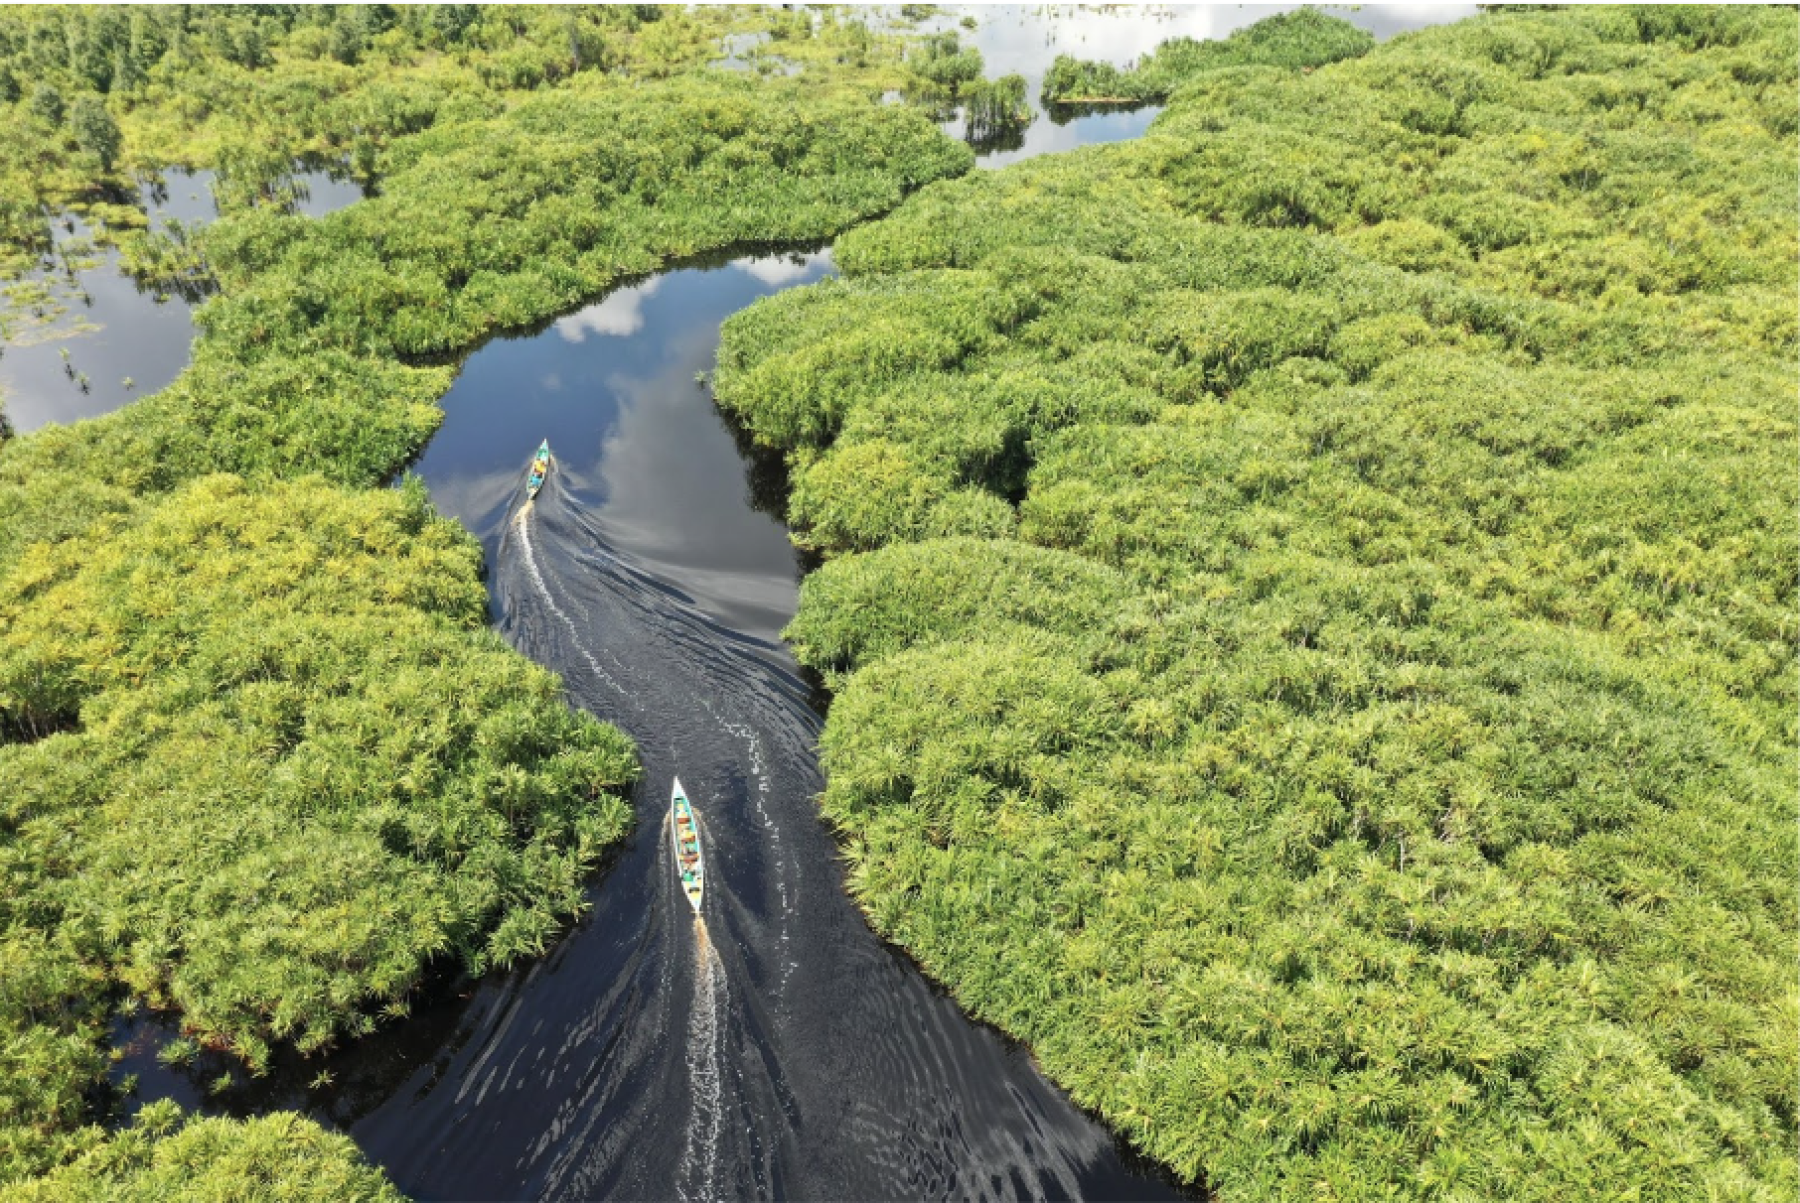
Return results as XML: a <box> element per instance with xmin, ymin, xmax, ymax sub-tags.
<box><xmin>0</xmin><ymin>7</ymin><xmax>885</xmax><ymax>213</ymax></box>
<box><xmin>2</xmin><ymin>475</ymin><xmax>639</xmax><ymax>1063</ymax></box>
<box><xmin>0</xmin><ymin>6</ymin><xmax>977</xmax><ymax>1195</ymax></box>
<box><xmin>964</xmin><ymin>73</ymin><xmax>1030</xmax><ymax>143</ymax></box>
<box><xmin>0</xmin><ymin>4</ymin><xmax>946</xmax><ymax>295</ymax></box>
<box><xmin>0</xmin><ymin>476</ymin><xmax>635</xmax><ymax>1186</ymax></box>
<box><xmin>14</xmin><ymin>1100</ymin><xmax>402</xmax><ymax>1201</ymax></box>
<box><xmin>0</xmin><ymin>72</ymin><xmax>968</xmax><ymax>567</ymax></box>
<box><xmin>0</xmin><ymin>60</ymin><xmax>970</xmax><ymax>546</ymax></box>
<box><xmin>909</xmin><ymin>29</ymin><xmax>982</xmax><ymax>94</ymax></box>
<box><xmin>717</xmin><ymin>8</ymin><xmax>1798</xmax><ymax>1199</ymax></box>
<box><xmin>1041</xmin><ymin>8</ymin><xmax>1375</xmax><ymax>104</ymax></box>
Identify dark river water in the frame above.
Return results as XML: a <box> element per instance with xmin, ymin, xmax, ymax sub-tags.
<box><xmin>364</xmin><ymin>250</ymin><xmax>1188</xmax><ymax>1201</ymax></box>
<box><xmin>99</xmin><ymin>7</ymin><xmax>1480</xmax><ymax>1199</ymax></box>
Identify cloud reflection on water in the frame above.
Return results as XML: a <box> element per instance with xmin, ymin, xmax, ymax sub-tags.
<box><xmin>734</xmin><ymin>251</ymin><xmax>833</xmax><ymax>287</ymax></box>
<box><xmin>554</xmin><ymin>277</ymin><xmax>665</xmax><ymax>341</ymax></box>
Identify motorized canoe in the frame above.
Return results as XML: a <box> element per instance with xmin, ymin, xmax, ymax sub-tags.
<box><xmin>671</xmin><ymin>777</ymin><xmax>704</xmax><ymax>914</ymax></box>
<box><xmin>525</xmin><ymin>439</ymin><xmax>550</xmax><ymax>499</ymax></box>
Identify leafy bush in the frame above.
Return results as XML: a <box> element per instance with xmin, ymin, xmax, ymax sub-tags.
<box><xmin>716</xmin><ymin>8</ymin><xmax>1799</xmax><ymax>1199</ymax></box>
<box><xmin>1042</xmin><ymin>9</ymin><xmax>1374</xmax><ymax>103</ymax></box>
<box><xmin>14</xmin><ymin>1101</ymin><xmax>403</xmax><ymax>1201</ymax></box>
<box><xmin>0</xmin><ymin>476</ymin><xmax>639</xmax><ymax>1069</ymax></box>
<box><xmin>910</xmin><ymin>31</ymin><xmax>982</xmax><ymax>91</ymax></box>
<box><xmin>964</xmin><ymin>73</ymin><xmax>1029</xmax><ymax>141</ymax></box>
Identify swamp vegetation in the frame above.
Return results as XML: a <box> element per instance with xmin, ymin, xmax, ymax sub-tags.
<box><xmin>1040</xmin><ymin>8</ymin><xmax>1377</xmax><ymax>106</ymax></box>
<box><xmin>0</xmin><ymin>6</ymin><xmax>974</xmax><ymax>1196</ymax></box>
<box><xmin>716</xmin><ymin>6</ymin><xmax>1798</xmax><ymax>1200</ymax></box>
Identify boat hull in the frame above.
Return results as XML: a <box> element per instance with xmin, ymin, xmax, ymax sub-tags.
<box><xmin>671</xmin><ymin>778</ymin><xmax>704</xmax><ymax>914</ymax></box>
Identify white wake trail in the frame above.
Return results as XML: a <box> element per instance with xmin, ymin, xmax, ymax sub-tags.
<box><xmin>678</xmin><ymin>920</ymin><xmax>728</xmax><ymax>1202</ymax></box>
<box><xmin>515</xmin><ymin>506</ymin><xmax>628</xmax><ymax>698</ymax></box>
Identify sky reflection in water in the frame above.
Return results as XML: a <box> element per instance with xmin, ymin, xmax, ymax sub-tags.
<box><xmin>932</xmin><ymin>3</ymin><xmax>1482</xmax><ymax>168</ymax></box>
<box><xmin>412</xmin><ymin>250</ymin><xmax>836</xmax><ymax>642</ymax></box>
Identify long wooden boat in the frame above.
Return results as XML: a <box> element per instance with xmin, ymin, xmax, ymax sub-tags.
<box><xmin>525</xmin><ymin>439</ymin><xmax>550</xmax><ymax>499</ymax></box>
<box><xmin>671</xmin><ymin>777</ymin><xmax>704</xmax><ymax>914</ymax></box>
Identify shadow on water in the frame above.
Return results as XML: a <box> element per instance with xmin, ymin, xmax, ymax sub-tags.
<box><xmin>1044</xmin><ymin>100</ymin><xmax>1155</xmax><ymax>126</ymax></box>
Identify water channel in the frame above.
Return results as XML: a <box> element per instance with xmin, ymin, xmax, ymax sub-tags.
<box><xmin>81</xmin><ymin>7</ymin><xmax>1480</xmax><ymax>1198</ymax></box>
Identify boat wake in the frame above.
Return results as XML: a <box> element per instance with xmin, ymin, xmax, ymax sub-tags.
<box><xmin>510</xmin><ymin>504</ymin><xmax>630</xmax><ymax>701</ymax></box>
<box><xmin>333</xmin><ymin>481</ymin><xmax>1181</xmax><ymax>1202</ymax></box>
<box><xmin>679</xmin><ymin>919</ymin><xmax>728</xmax><ymax>1203</ymax></box>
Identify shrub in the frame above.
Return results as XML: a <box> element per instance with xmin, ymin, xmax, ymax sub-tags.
<box><xmin>715</xmin><ymin>8</ymin><xmax>1799</xmax><ymax>1198</ymax></box>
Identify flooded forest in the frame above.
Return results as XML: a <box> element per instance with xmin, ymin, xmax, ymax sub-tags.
<box><xmin>0</xmin><ymin>6</ymin><xmax>1794</xmax><ymax>1202</ymax></box>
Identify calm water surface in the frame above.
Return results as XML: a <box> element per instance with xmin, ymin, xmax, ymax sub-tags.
<box><xmin>111</xmin><ymin>7</ymin><xmax>1481</xmax><ymax>1199</ymax></box>
<box><xmin>925</xmin><ymin>3</ymin><xmax>1480</xmax><ymax>168</ymax></box>
<box><xmin>0</xmin><ymin>166</ymin><xmax>364</xmax><ymax>432</ymax></box>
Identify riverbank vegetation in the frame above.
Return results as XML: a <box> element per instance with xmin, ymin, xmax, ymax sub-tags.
<box><xmin>716</xmin><ymin>7</ymin><xmax>1798</xmax><ymax>1200</ymax></box>
<box><xmin>0</xmin><ymin>4</ymin><xmax>940</xmax><ymax>333</ymax></box>
<box><xmin>1040</xmin><ymin>8</ymin><xmax>1375</xmax><ymax>105</ymax></box>
<box><xmin>0</xmin><ymin>5</ymin><xmax>920</xmax><ymax>230</ymax></box>
<box><xmin>2</xmin><ymin>7</ymin><xmax>976</xmax><ymax>1195</ymax></box>
<box><xmin>12</xmin><ymin>1102</ymin><xmax>403</xmax><ymax>1202</ymax></box>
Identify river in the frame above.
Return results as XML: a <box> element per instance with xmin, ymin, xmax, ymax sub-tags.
<box><xmin>102</xmin><ymin>8</ymin><xmax>1477</xmax><ymax>1199</ymax></box>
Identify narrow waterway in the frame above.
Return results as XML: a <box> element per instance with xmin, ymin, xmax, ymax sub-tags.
<box><xmin>106</xmin><ymin>8</ymin><xmax>1480</xmax><ymax>1198</ymax></box>
<box><xmin>373</xmin><ymin>250</ymin><xmax>1190</xmax><ymax>1200</ymax></box>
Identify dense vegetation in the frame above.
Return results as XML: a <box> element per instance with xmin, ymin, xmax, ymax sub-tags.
<box><xmin>0</xmin><ymin>74</ymin><xmax>969</xmax><ymax>565</ymax></box>
<box><xmin>0</xmin><ymin>476</ymin><xmax>639</xmax><ymax>1187</ymax></box>
<box><xmin>1041</xmin><ymin>8</ymin><xmax>1375</xmax><ymax>104</ymax></box>
<box><xmin>13</xmin><ymin>1101</ymin><xmax>402</xmax><ymax>1202</ymax></box>
<box><xmin>716</xmin><ymin>7</ymin><xmax>1798</xmax><ymax>1200</ymax></box>
<box><xmin>1</xmin><ymin>5</ymin><xmax>975</xmax><ymax>1196</ymax></box>
<box><xmin>902</xmin><ymin>27</ymin><xmax>1028</xmax><ymax>151</ymax></box>
<box><xmin>0</xmin><ymin>5</ymin><xmax>936</xmax><ymax>335</ymax></box>
<box><xmin>0</xmin><ymin>6</ymin><xmax>914</xmax><ymax>233</ymax></box>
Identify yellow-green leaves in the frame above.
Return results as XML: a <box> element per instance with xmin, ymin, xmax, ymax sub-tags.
<box><xmin>0</xmin><ymin>475</ymin><xmax>637</xmax><ymax>1076</ymax></box>
<box><xmin>714</xmin><ymin>7</ymin><xmax>1798</xmax><ymax>1199</ymax></box>
<box><xmin>16</xmin><ymin>1103</ymin><xmax>405</xmax><ymax>1202</ymax></box>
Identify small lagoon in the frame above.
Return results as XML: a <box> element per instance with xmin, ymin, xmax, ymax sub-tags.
<box><xmin>0</xmin><ymin>164</ymin><xmax>366</xmax><ymax>432</ymax></box>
